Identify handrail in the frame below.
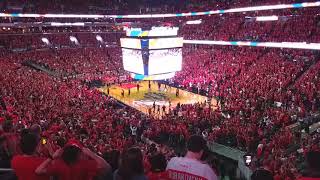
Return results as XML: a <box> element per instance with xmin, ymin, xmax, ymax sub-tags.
<box><xmin>0</xmin><ymin>168</ymin><xmax>13</xmax><ymax>172</ymax></box>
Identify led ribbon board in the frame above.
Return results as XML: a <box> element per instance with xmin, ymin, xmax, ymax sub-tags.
<box><xmin>0</xmin><ymin>1</ymin><xmax>319</xmax><ymax>19</ymax></box>
<box><xmin>183</xmin><ymin>40</ymin><xmax>320</xmax><ymax>50</ymax></box>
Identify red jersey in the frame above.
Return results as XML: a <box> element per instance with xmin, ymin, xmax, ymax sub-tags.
<box><xmin>46</xmin><ymin>159</ymin><xmax>100</xmax><ymax>180</ymax></box>
<box><xmin>11</xmin><ymin>155</ymin><xmax>49</xmax><ymax>180</ymax></box>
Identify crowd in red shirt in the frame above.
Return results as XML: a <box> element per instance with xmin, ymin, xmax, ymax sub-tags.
<box><xmin>0</xmin><ymin>4</ymin><xmax>319</xmax><ymax>179</ymax></box>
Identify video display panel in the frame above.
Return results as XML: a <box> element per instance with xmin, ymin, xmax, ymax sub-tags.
<box><xmin>148</xmin><ymin>48</ymin><xmax>182</xmax><ymax>75</ymax></box>
<box><xmin>149</xmin><ymin>37</ymin><xmax>183</xmax><ymax>49</ymax></box>
<box><xmin>120</xmin><ymin>38</ymin><xmax>141</xmax><ymax>49</ymax></box>
<box><xmin>122</xmin><ymin>48</ymin><xmax>144</xmax><ymax>75</ymax></box>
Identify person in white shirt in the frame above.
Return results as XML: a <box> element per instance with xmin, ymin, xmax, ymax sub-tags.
<box><xmin>166</xmin><ymin>135</ymin><xmax>218</xmax><ymax>180</ymax></box>
<box><xmin>130</xmin><ymin>125</ymin><xmax>137</xmax><ymax>136</ymax></box>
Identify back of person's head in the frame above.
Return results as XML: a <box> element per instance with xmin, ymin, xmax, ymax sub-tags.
<box><xmin>118</xmin><ymin>147</ymin><xmax>144</xmax><ymax>179</ymax></box>
<box><xmin>20</xmin><ymin>128</ymin><xmax>30</xmax><ymax>137</ymax></box>
<box><xmin>306</xmin><ymin>151</ymin><xmax>320</xmax><ymax>170</ymax></box>
<box><xmin>3</xmin><ymin>121</ymin><xmax>13</xmax><ymax>133</ymax></box>
<box><xmin>20</xmin><ymin>131</ymin><xmax>39</xmax><ymax>155</ymax></box>
<box><xmin>104</xmin><ymin>150</ymin><xmax>120</xmax><ymax>172</ymax></box>
<box><xmin>62</xmin><ymin>146</ymin><xmax>82</xmax><ymax>165</ymax></box>
<box><xmin>56</xmin><ymin>137</ymin><xmax>66</xmax><ymax>148</ymax></box>
<box><xmin>251</xmin><ymin>169</ymin><xmax>274</xmax><ymax>180</ymax></box>
<box><xmin>148</xmin><ymin>143</ymin><xmax>157</xmax><ymax>155</ymax></box>
<box><xmin>149</xmin><ymin>153</ymin><xmax>167</xmax><ymax>173</ymax></box>
<box><xmin>30</xmin><ymin>124</ymin><xmax>41</xmax><ymax>136</ymax></box>
<box><xmin>187</xmin><ymin>135</ymin><xmax>207</xmax><ymax>153</ymax></box>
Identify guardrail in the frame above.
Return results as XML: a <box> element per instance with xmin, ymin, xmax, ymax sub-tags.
<box><xmin>207</xmin><ymin>142</ymin><xmax>252</xmax><ymax>180</ymax></box>
<box><xmin>0</xmin><ymin>168</ymin><xmax>13</xmax><ymax>172</ymax></box>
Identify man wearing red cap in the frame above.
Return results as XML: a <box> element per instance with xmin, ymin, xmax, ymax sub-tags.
<box><xmin>35</xmin><ymin>139</ymin><xmax>111</xmax><ymax>180</ymax></box>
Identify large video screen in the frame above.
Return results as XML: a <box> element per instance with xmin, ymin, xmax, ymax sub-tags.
<box><xmin>148</xmin><ymin>48</ymin><xmax>182</xmax><ymax>75</ymax></box>
<box><xmin>126</xmin><ymin>27</ymin><xmax>179</xmax><ymax>37</ymax></box>
<box><xmin>149</xmin><ymin>37</ymin><xmax>183</xmax><ymax>49</ymax></box>
<box><xmin>122</xmin><ymin>48</ymin><xmax>144</xmax><ymax>75</ymax></box>
<box><xmin>121</xmin><ymin>37</ymin><xmax>184</xmax><ymax>50</ymax></box>
<box><xmin>120</xmin><ymin>38</ymin><xmax>141</xmax><ymax>49</ymax></box>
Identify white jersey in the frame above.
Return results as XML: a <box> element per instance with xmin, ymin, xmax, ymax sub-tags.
<box><xmin>166</xmin><ymin>157</ymin><xmax>218</xmax><ymax>180</ymax></box>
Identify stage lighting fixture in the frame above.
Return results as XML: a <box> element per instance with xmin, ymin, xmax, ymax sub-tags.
<box><xmin>41</xmin><ymin>37</ymin><xmax>49</xmax><ymax>44</ymax></box>
<box><xmin>256</xmin><ymin>16</ymin><xmax>278</xmax><ymax>21</ymax></box>
<box><xmin>69</xmin><ymin>36</ymin><xmax>77</xmax><ymax>42</ymax></box>
<box><xmin>96</xmin><ymin>35</ymin><xmax>103</xmax><ymax>42</ymax></box>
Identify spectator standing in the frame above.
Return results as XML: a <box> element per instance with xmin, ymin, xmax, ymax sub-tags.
<box><xmin>153</xmin><ymin>102</ymin><xmax>156</xmax><ymax>112</ymax></box>
<box><xmin>166</xmin><ymin>135</ymin><xmax>218</xmax><ymax>180</ymax></box>
<box><xmin>147</xmin><ymin>153</ymin><xmax>169</xmax><ymax>180</ymax></box>
<box><xmin>0</xmin><ymin>121</ymin><xmax>17</xmax><ymax>169</ymax></box>
<box><xmin>121</xmin><ymin>89</ymin><xmax>125</xmax><ymax>97</ymax></box>
<box><xmin>35</xmin><ymin>140</ymin><xmax>110</xmax><ymax>180</ymax></box>
<box><xmin>162</xmin><ymin>105</ymin><xmax>166</xmax><ymax>115</ymax></box>
<box><xmin>103</xmin><ymin>150</ymin><xmax>120</xmax><ymax>173</ymax></box>
<box><xmin>251</xmin><ymin>169</ymin><xmax>274</xmax><ymax>180</ymax></box>
<box><xmin>11</xmin><ymin>130</ymin><xmax>49</xmax><ymax>180</ymax></box>
<box><xmin>298</xmin><ymin>151</ymin><xmax>320</xmax><ymax>180</ymax></box>
<box><xmin>114</xmin><ymin>147</ymin><xmax>147</xmax><ymax>180</ymax></box>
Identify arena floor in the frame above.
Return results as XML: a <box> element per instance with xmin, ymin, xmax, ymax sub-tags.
<box><xmin>99</xmin><ymin>81</ymin><xmax>219</xmax><ymax>118</ymax></box>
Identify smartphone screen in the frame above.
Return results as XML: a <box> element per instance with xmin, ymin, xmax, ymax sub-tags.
<box><xmin>244</xmin><ymin>155</ymin><xmax>252</xmax><ymax>166</ymax></box>
<box><xmin>41</xmin><ymin>138</ymin><xmax>47</xmax><ymax>145</ymax></box>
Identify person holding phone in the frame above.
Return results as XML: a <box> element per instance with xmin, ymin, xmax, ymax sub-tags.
<box><xmin>35</xmin><ymin>140</ymin><xmax>111</xmax><ymax>180</ymax></box>
<box><xmin>243</xmin><ymin>154</ymin><xmax>252</xmax><ymax>166</ymax></box>
<box><xmin>41</xmin><ymin>138</ymin><xmax>47</xmax><ymax>145</ymax></box>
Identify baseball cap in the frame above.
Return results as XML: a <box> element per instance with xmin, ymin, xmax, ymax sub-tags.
<box><xmin>65</xmin><ymin>139</ymin><xmax>83</xmax><ymax>149</ymax></box>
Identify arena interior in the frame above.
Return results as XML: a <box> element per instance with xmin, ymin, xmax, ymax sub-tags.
<box><xmin>0</xmin><ymin>0</ymin><xmax>320</xmax><ymax>180</ymax></box>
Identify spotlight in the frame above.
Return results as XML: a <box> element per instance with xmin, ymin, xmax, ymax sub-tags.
<box><xmin>69</xmin><ymin>36</ymin><xmax>77</xmax><ymax>42</ymax></box>
<box><xmin>69</xmin><ymin>36</ymin><xmax>79</xmax><ymax>45</ymax></box>
<box><xmin>96</xmin><ymin>35</ymin><xmax>103</xmax><ymax>42</ymax></box>
<box><xmin>41</xmin><ymin>37</ymin><xmax>49</xmax><ymax>44</ymax></box>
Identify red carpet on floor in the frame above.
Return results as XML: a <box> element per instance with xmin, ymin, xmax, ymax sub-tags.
<box><xmin>118</xmin><ymin>83</ymin><xmax>140</xmax><ymax>89</ymax></box>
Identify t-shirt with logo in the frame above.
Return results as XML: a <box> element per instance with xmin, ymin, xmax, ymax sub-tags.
<box><xmin>166</xmin><ymin>157</ymin><xmax>218</xmax><ymax>180</ymax></box>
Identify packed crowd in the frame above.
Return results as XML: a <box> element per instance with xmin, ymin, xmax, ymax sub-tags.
<box><xmin>0</xmin><ymin>3</ymin><xmax>320</xmax><ymax>179</ymax></box>
<box><xmin>0</xmin><ymin>33</ymin><xmax>123</xmax><ymax>49</ymax></box>
<box><xmin>0</xmin><ymin>46</ymin><xmax>224</xmax><ymax>179</ymax></box>
<box><xmin>179</xmin><ymin>9</ymin><xmax>320</xmax><ymax>43</ymax></box>
<box><xmin>0</xmin><ymin>56</ymin><xmax>176</xmax><ymax>179</ymax></box>
<box><xmin>1</xmin><ymin>43</ymin><xmax>319</xmax><ymax>180</ymax></box>
<box><xmin>21</xmin><ymin>48</ymin><xmax>123</xmax><ymax>81</ymax></box>
<box><xmin>3</xmin><ymin>0</ymin><xmax>316</xmax><ymax>14</ymax></box>
<box><xmin>170</xmin><ymin>48</ymin><xmax>319</xmax><ymax>180</ymax></box>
